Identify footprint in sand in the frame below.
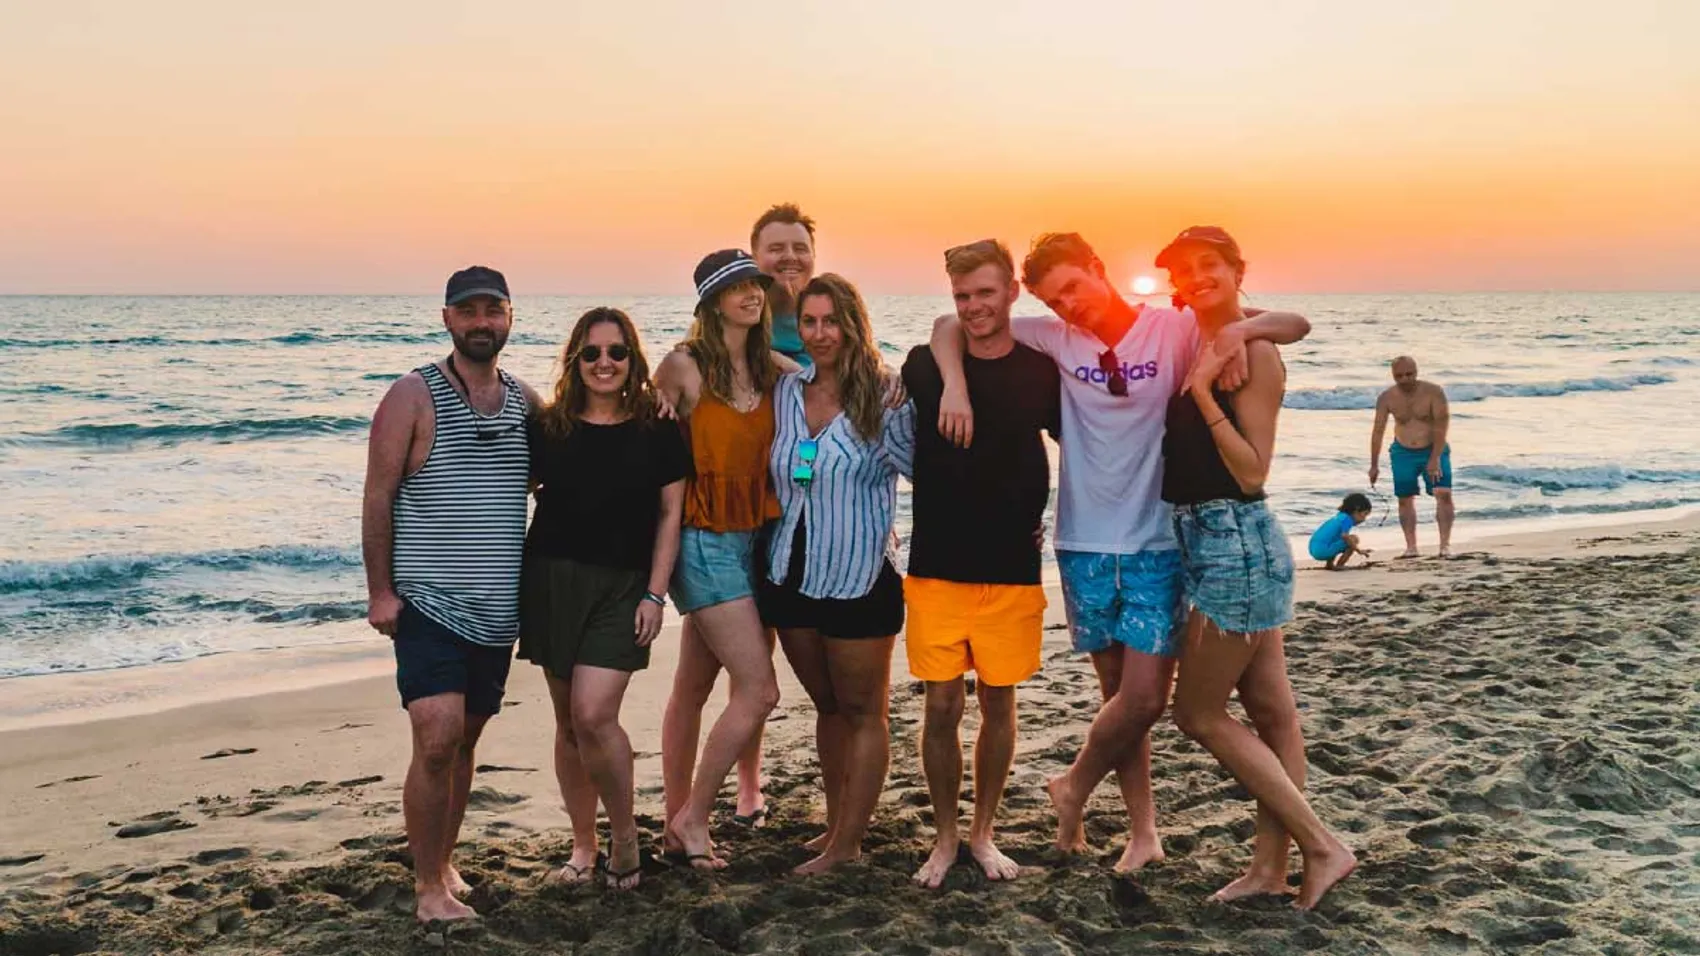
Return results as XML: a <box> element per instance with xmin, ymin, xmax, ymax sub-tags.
<box><xmin>466</xmin><ymin>787</ymin><xmax>527</xmax><ymax>810</ymax></box>
<box><xmin>200</xmin><ymin>748</ymin><xmax>258</xmax><ymax>760</ymax></box>
<box><xmin>192</xmin><ymin>848</ymin><xmax>252</xmax><ymax>865</ymax></box>
<box><xmin>473</xmin><ymin>764</ymin><xmax>538</xmax><ymax>774</ymax></box>
<box><xmin>336</xmin><ymin>775</ymin><xmax>384</xmax><ymax>788</ymax></box>
<box><xmin>35</xmin><ymin>774</ymin><xmax>101</xmax><ymax>789</ymax></box>
<box><xmin>115</xmin><ymin>813</ymin><xmax>197</xmax><ymax>838</ymax></box>
<box><xmin>0</xmin><ymin>853</ymin><xmax>46</xmax><ymax>867</ymax></box>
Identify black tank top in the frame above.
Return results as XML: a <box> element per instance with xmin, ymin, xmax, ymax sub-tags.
<box><xmin>1161</xmin><ymin>387</ymin><xmax>1265</xmax><ymax>505</ymax></box>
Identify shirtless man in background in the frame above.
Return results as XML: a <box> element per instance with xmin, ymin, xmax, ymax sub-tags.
<box><xmin>1369</xmin><ymin>356</ymin><xmax>1454</xmax><ymax>557</ymax></box>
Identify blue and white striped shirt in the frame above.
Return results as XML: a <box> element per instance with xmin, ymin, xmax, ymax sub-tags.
<box><xmin>767</xmin><ymin>366</ymin><xmax>916</xmax><ymax>599</ymax></box>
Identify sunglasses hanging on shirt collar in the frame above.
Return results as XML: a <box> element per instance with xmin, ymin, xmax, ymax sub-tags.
<box><xmin>792</xmin><ymin>438</ymin><xmax>819</xmax><ymax>486</ymax></box>
<box><xmin>1098</xmin><ymin>349</ymin><xmax>1129</xmax><ymax>397</ymax></box>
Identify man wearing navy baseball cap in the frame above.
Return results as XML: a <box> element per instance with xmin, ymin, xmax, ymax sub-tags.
<box><xmin>362</xmin><ymin>264</ymin><xmax>541</xmax><ymax>924</ymax></box>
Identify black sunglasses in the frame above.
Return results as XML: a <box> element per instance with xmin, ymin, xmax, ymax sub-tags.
<box><xmin>577</xmin><ymin>344</ymin><xmax>631</xmax><ymax>363</ymax></box>
<box><xmin>1098</xmin><ymin>349</ymin><xmax>1128</xmax><ymax>397</ymax></box>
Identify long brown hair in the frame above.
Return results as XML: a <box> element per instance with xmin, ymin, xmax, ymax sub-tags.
<box><xmin>682</xmin><ymin>280</ymin><xmax>781</xmax><ymax>405</ymax></box>
<box><xmin>798</xmin><ymin>273</ymin><xmax>886</xmax><ymax>442</ymax></box>
<box><xmin>537</xmin><ymin>307</ymin><xmax>657</xmax><ymax>438</ymax></box>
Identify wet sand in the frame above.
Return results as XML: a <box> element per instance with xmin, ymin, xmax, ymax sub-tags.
<box><xmin>2</xmin><ymin>515</ymin><xmax>1697</xmax><ymax>954</ymax></box>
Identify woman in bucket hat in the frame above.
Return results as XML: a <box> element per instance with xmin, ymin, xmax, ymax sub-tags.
<box><xmin>653</xmin><ymin>249</ymin><xmax>794</xmax><ymax>869</ymax></box>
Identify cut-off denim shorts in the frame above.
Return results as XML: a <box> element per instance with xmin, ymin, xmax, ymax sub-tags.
<box><xmin>670</xmin><ymin>526</ymin><xmax>762</xmax><ymax>614</ymax></box>
<box><xmin>1172</xmin><ymin>499</ymin><xmax>1295</xmax><ymax>636</ymax></box>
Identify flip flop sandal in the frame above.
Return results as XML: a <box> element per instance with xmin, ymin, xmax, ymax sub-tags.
<box><xmin>730</xmin><ymin>806</ymin><xmax>768</xmax><ymax>828</ymax></box>
<box><xmin>547</xmin><ymin>860</ymin><xmax>595</xmax><ymax>884</ymax></box>
<box><xmin>598</xmin><ymin>850</ymin><xmax>646</xmax><ymax>890</ymax></box>
<box><xmin>654</xmin><ymin>847</ymin><xmax>721</xmax><ymax>871</ymax></box>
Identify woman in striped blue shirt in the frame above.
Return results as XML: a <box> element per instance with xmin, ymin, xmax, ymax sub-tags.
<box><xmin>757</xmin><ymin>273</ymin><xmax>916</xmax><ymax>876</ymax></box>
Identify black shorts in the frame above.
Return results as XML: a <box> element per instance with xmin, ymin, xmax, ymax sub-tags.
<box><xmin>393</xmin><ymin>602</ymin><xmax>514</xmax><ymax>716</ymax></box>
<box><xmin>757</xmin><ymin>523</ymin><xmax>904</xmax><ymax>640</ymax></box>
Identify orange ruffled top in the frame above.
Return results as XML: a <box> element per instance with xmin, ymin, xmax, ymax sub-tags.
<box><xmin>683</xmin><ymin>391</ymin><xmax>780</xmax><ymax>533</ymax></box>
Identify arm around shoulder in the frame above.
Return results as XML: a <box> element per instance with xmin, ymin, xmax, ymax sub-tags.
<box><xmin>655</xmin><ymin>349</ymin><xmax>702</xmax><ymax>417</ymax></box>
<box><xmin>1241</xmin><ymin>310</ymin><xmax>1310</xmax><ymax>346</ymax></box>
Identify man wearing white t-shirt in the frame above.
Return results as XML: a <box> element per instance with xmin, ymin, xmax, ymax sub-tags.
<box><xmin>929</xmin><ymin>232</ymin><xmax>1308</xmax><ymax>872</ymax></box>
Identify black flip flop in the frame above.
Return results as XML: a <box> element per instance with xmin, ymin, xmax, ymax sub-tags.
<box><xmin>654</xmin><ymin>847</ymin><xmax>720</xmax><ymax>871</ymax></box>
<box><xmin>598</xmin><ymin>850</ymin><xmax>646</xmax><ymax>890</ymax></box>
<box><xmin>730</xmin><ymin>806</ymin><xmax>768</xmax><ymax>828</ymax></box>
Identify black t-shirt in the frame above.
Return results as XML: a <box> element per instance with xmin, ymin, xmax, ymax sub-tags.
<box><xmin>526</xmin><ymin>416</ymin><xmax>692</xmax><ymax>572</ymax></box>
<box><xmin>902</xmin><ymin>343</ymin><xmax>1061</xmax><ymax>585</ymax></box>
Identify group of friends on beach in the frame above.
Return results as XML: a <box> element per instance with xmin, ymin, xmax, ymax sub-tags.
<box><xmin>361</xmin><ymin>204</ymin><xmax>1458</xmax><ymax>926</ymax></box>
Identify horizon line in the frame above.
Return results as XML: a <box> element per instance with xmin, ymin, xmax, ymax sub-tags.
<box><xmin>4</xmin><ymin>288</ymin><xmax>1699</xmax><ymax>299</ymax></box>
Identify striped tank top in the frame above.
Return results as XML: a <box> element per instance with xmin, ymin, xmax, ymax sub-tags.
<box><xmin>391</xmin><ymin>362</ymin><xmax>530</xmax><ymax>647</ymax></box>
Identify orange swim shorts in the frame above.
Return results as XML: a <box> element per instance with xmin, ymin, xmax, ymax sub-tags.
<box><xmin>902</xmin><ymin>576</ymin><xmax>1047</xmax><ymax>686</ymax></box>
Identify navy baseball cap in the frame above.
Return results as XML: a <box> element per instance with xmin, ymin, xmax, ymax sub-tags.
<box><xmin>445</xmin><ymin>266</ymin><xmax>510</xmax><ymax>306</ymax></box>
<box><xmin>1154</xmin><ymin>226</ymin><xmax>1241</xmax><ymax>269</ymax></box>
<box><xmin>693</xmin><ymin>249</ymin><xmax>772</xmax><ymax>307</ymax></box>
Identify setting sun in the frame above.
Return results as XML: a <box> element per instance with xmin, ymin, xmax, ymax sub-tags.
<box><xmin>1132</xmin><ymin>276</ymin><xmax>1159</xmax><ymax>296</ymax></box>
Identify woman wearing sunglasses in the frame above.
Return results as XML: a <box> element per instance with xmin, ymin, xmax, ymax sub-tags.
<box><xmin>758</xmin><ymin>273</ymin><xmax>916</xmax><ymax>875</ymax></box>
<box><xmin>518</xmin><ymin>307</ymin><xmax>690</xmax><ymax>890</ymax></box>
<box><xmin>1156</xmin><ymin>227</ymin><xmax>1355</xmax><ymax>909</ymax></box>
<box><xmin>653</xmin><ymin>249</ymin><xmax>794</xmax><ymax>871</ymax></box>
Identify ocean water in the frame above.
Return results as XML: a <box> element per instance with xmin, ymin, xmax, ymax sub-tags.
<box><xmin>2</xmin><ymin>293</ymin><xmax>1697</xmax><ymax>678</ymax></box>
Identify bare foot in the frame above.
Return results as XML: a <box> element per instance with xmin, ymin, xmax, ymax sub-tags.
<box><xmin>415</xmin><ymin>886</ymin><xmax>477</xmax><ymax>923</ymax></box>
<box><xmin>1396</xmin><ymin>549</ymin><xmax>1420</xmax><ymax>560</ymax></box>
<box><xmin>445</xmin><ymin>865</ymin><xmax>473</xmax><ymax>897</ymax></box>
<box><xmin>1295</xmin><ymin>842</ymin><xmax>1357</xmax><ymax>910</ymax></box>
<box><xmin>1438</xmin><ymin>546</ymin><xmax>1453</xmax><ymax>559</ymax></box>
<box><xmin>968</xmin><ymin>838</ymin><xmax>1020</xmax><ymax>881</ymax></box>
<box><xmin>1046</xmin><ymin>776</ymin><xmax>1088</xmax><ymax>853</ymax></box>
<box><xmin>665</xmin><ymin>817</ymin><xmax>727</xmax><ymax>871</ymax></box>
<box><xmin>1212</xmin><ymin>868</ymin><xmax>1291</xmax><ymax>901</ymax></box>
<box><xmin>1112</xmin><ymin>830</ymin><xmax>1165</xmax><ymax>874</ymax></box>
<box><xmin>793</xmin><ymin>848</ymin><xmax>859</xmax><ymax>876</ymax></box>
<box><xmin>803</xmin><ymin>829</ymin><xmax>834</xmax><ymax>853</ymax></box>
<box><xmin>912</xmin><ymin>837</ymin><xmax>959</xmax><ymax>888</ymax></box>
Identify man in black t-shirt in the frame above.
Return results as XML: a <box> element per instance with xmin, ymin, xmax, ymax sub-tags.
<box><xmin>901</xmin><ymin>239</ymin><xmax>1061</xmax><ymax>888</ymax></box>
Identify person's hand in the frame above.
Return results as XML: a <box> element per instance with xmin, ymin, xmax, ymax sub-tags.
<box><xmin>1032</xmin><ymin>521</ymin><xmax>1047</xmax><ymax>551</ymax></box>
<box><xmin>634</xmin><ymin>600</ymin><xmax>663</xmax><ymax>647</ymax></box>
<box><xmin>655</xmin><ymin>390</ymin><xmax>678</xmax><ymax>421</ymax></box>
<box><xmin>1210</xmin><ymin>325</ymin><xmax>1251</xmax><ymax>391</ymax></box>
<box><xmin>880</xmin><ymin>367</ymin><xmax>907</xmax><ymax>409</ymax></box>
<box><xmin>1187</xmin><ymin>342</ymin><xmax>1235</xmax><ymax>397</ymax></box>
<box><xmin>939</xmin><ymin>382</ymin><xmax>973</xmax><ymax>448</ymax></box>
<box><xmin>368</xmin><ymin>590</ymin><xmax>403</xmax><ymax>636</ymax></box>
<box><xmin>1426</xmin><ymin>456</ymin><xmax>1442</xmax><ymax>484</ymax></box>
<box><xmin>1368</xmin><ymin>462</ymin><xmax>1380</xmax><ymax>486</ymax></box>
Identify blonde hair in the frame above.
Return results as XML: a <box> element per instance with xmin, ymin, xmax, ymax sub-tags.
<box><xmin>683</xmin><ymin>281</ymin><xmax>781</xmax><ymax>404</ymax></box>
<box><xmin>537</xmin><ymin>308</ymin><xmax>657</xmax><ymax>438</ymax></box>
<box><xmin>944</xmin><ymin>238</ymin><xmax>1015</xmax><ymax>281</ymax></box>
<box><xmin>798</xmin><ymin>273</ymin><xmax>886</xmax><ymax>442</ymax></box>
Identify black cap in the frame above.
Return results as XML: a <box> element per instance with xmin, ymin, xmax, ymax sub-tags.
<box><xmin>693</xmin><ymin>249</ymin><xmax>773</xmax><ymax>307</ymax></box>
<box><xmin>445</xmin><ymin>266</ymin><xmax>510</xmax><ymax>306</ymax></box>
<box><xmin>1155</xmin><ymin>226</ymin><xmax>1241</xmax><ymax>269</ymax></box>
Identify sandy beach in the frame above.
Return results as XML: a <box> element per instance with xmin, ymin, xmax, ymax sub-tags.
<box><xmin>2</xmin><ymin>514</ymin><xmax>1697</xmax><ymax>955</ymax></box>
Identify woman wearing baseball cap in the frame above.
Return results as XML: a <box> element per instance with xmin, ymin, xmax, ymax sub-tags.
<box><xmin>1157</xmin><ymin>227</ymin><xmax>1356</xmax><ymax>909</ymax></box>
<box><xmin>653</xmin><ymin>249</ymin><xmax>793</xmax><ymax>870</ymax></box>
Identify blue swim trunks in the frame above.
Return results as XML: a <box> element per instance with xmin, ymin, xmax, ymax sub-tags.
<box><xmin>1390</xmin><ymin>441</ymin><xmax>1452</xmax><ymax>498</ymax></box>
<box><xmin>1055</xmin><ymin>549</ymin><xmax>1186</xmax><ymax>658</ymax></box>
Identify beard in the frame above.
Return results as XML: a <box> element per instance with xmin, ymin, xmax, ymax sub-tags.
<box><xmin>452</xmin><ymin>327</ymin><xmax>508</xmax><ymax>362</ymax></box>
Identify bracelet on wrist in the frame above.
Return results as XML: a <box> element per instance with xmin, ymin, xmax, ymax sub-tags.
<box><xmin>1206</xmin><ymin>416</ymin><xmax>1227</xmax><ymax>428</ymax></box>
<box><xmin>642</xmin><ymin>591</ymin><xmax>667</xmax><ymax>607</ymax></box>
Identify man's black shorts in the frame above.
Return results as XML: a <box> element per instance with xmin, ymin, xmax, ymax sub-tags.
<box><xmin>393</xmin><ymin>601</ymin><xmax>514</xmax><ymax>716</ymax></box>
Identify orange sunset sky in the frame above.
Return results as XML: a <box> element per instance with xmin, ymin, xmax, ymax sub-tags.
<box><xmin>2</xmin><ymin>1</ymin><xmax>1696</xmax><ymax>295</ymax></box>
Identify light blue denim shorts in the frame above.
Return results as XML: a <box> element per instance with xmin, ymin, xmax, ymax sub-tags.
<box><xmin>1055</xmin><ymin>549</ymin><xmax>1187</xmax><ymax>658</ymax></box>
<box><xmin>1172</xmin><ymin>499</ymin><xmax>1295</xmax><ymax>636</ymax></box>
<box><xmin>670</xmin><ymin>526</ymin><xmax>762</xmax><ymax>614</ymax></box>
